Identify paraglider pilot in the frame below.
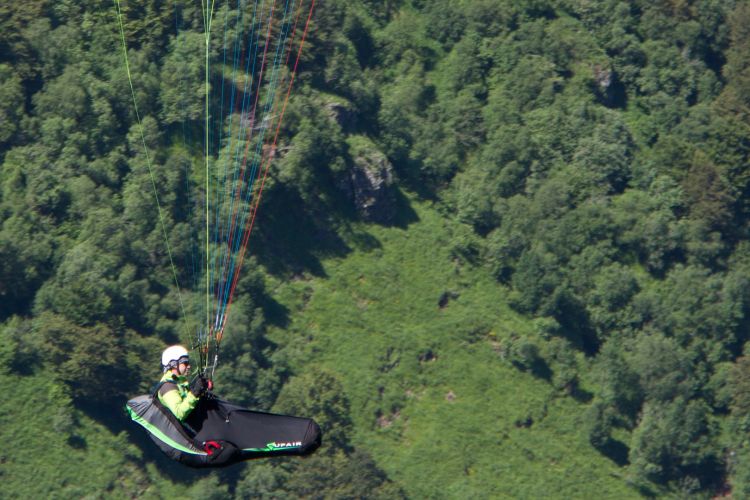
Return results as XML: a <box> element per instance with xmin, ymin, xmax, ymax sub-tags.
<box><xmin>158</xmin><ymin>345</ymin><xmax>213</xmax><ymax>421</ymax></box>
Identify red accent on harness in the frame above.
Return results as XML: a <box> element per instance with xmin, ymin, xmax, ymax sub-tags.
<box><xmin>204</xmin><ymin>440</ymin><xmax>221</xmax><ymax>455</ymax></box>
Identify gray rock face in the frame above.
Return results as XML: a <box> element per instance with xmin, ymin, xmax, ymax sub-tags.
<box><xmin>593</xmin><ymin>64</ymin><xmax>612</xmax><ymax>90</ymax></box>
<box><xmin>340</xmin><ymin>147</ymin><xmax>395</xmax><ymax>223</ymax></box>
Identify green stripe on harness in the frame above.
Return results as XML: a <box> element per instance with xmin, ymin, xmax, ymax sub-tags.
<box><xmin>125</xmin><ymin>404</ymin><xmax>208</xmax><ymax>456</ymax></box>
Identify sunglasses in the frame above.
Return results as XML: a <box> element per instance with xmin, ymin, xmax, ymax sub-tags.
<box><xmin>167</xmin><ymin>356</ymin><xmax>191</xmax><ymax>370</ymax></box>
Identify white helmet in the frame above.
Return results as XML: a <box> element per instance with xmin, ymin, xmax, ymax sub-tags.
<box><xmin>162</xmin><ymin>345</ymin><xmax>189</xmax><ymax>371</ymax></box>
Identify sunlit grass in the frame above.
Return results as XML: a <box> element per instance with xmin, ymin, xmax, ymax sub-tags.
<box><xmin>268</xmin><ymin>195</ymin><xmax>639</xmax><ymax>498</ymax></box>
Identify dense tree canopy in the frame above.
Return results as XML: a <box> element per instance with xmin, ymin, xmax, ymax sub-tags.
<box><xmin>2</xmin><ymin>0</ymin><xmax>750</xmax><ymax>497</ymax></box>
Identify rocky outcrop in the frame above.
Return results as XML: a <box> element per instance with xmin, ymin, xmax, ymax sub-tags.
<box><xmin>593</xmin><ymin>64</ymin><xmax>612</xmax><ymax>90</ymax></box>
<box><xmin>339</xmin><ymin>142</ymin><xmax>395</xmax><ymax>223</ymax></box>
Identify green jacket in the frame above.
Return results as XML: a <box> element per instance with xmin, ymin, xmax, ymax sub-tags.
<box><xmin>157</xmin><ymin>371</ymin><xmax>199</xmax><ymax>421</ymax></box>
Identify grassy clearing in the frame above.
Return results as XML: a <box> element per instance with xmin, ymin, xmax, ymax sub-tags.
<box><xmin>268</xmin><ymin>194</ymin><xmax>639</xmax><ymax>498</ymax></box>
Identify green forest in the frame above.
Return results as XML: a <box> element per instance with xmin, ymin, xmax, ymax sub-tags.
<box><xmin>2</xmin><ymin>0</ymin><xmax>750</xmax><ymax>497</ymax></box>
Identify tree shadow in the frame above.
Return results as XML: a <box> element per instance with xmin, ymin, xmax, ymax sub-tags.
<box><xmin>633</xmin><ymin>483</ymin><xmax>658</xmax><ymax>499</ymax></box>
<box><xmin>259</xmin><ymin>292</ymin><xmax>291</xmax><ymax>329</ymax></box>
<box><xmin>390</xmin><ymin>159</ymin><xmax>439</xmax><ymax>202</ymax></box>
<box><xmin>683</xmin><ymin>456</ymin><xmax>727</xmax><ymax>497</ymax></box>
<box><xmin>67</xmin><ymin>434</ymin><xmax>87</xmax><ymax>449</ymax></box>
<box><xmin>530</xmin><ymin>357</ymin><xmax>552</xmax><ymax>380</ymax></box>
<box><xmin>346</xmin><ymin>228</ymin><xmax>382</xmax><ymax>252</ymax></box>
<box><xmin>570</xmin><ymin>384</ymin><xmax>594</xmax><ymax>404</ymax></box>
<box><xmin>249</xmin><ymin>172</ymin><xmax>421</xmax><ymax>278</ymax></box>
<box><xmin>596</xmin><ymin>438</ymin><xmax>630</xmax><ymax>467</ymax></box>
<box><xmin>77</xmin><ymin>398</ymin><xmax>132</xmax><ymax>436</ymax></box>
<box><xmin>595</xmin><ymin>74</ymin><xmax>628</xmax><ymax>110</ymax></box>
<box><xmin>511</xmin><ymin>357</ymin><xmax>552</xmax><ymax>381</ymax></box>
<box><xmin>251</xmin><ymin>184</ymin><xmax>351</xmax><ymax>278</ymax></box>
<box><xmin>555</xmin><ymin>294</ymin><xmax>600</xmax><ymax>356</ymax></box>
<box><xmin>378</xmin><ymin>186</ymin><xmax>420</xmax><ymax>229</ymax></box>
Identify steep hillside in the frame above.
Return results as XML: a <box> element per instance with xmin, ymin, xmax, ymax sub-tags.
<box><xmin>3</xmin><ymin>1</ymin><xmax>750</xmax><ymax>497</ymax></box>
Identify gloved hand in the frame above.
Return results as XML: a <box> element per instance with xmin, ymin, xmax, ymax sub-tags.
<box><xmin>190</xmin><ymin>375</ymin><xmax>208</xmax><ymax>397</ymax></box>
